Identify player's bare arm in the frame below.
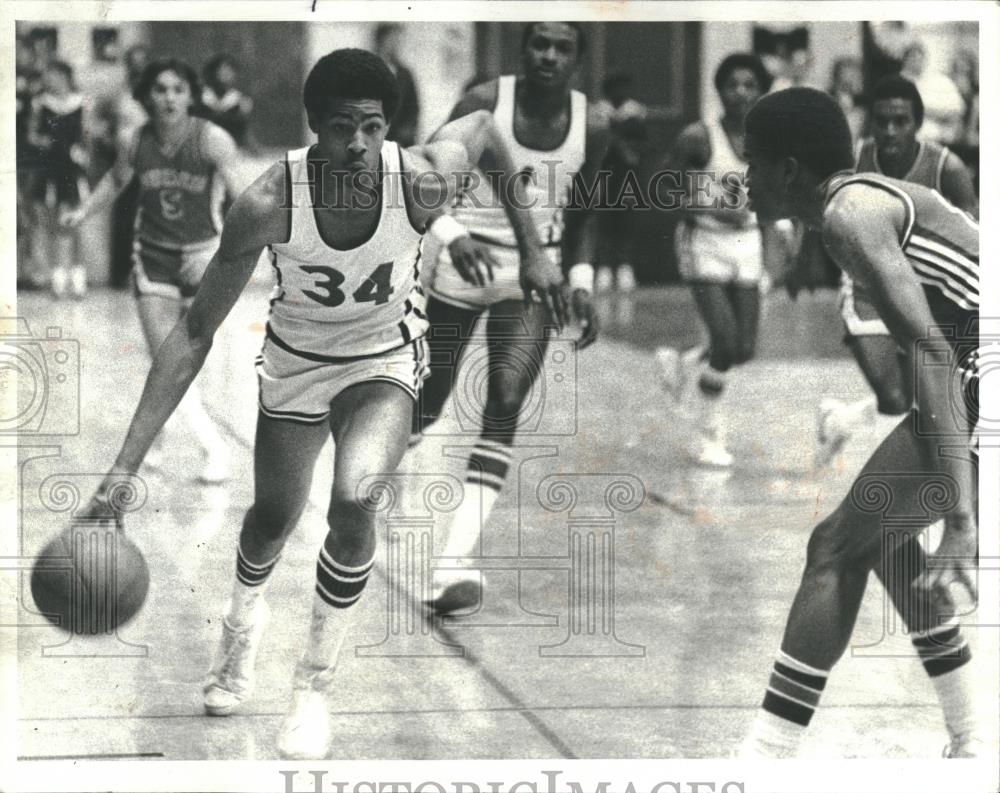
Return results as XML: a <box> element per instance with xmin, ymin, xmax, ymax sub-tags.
<box><xmin>89</xmin><ymin>163</ymin><xmax>287</xmax><ymax>504</ymax></box>
<box><xmin>939</xmin><ymin>151</ymin><xmax>979</xmax><ymax>219</ymax></box>
<box><xmin>674</xmin><ymin>121</ymin><xmax>751</xmax><ymax>228</ymax></box>
<box><xmin>562</xmin><ymin>108</ymin><xmax>612</xmax><ymax>347</ymax></box>
<box><xmin>203</xmin><ymin>122</ymin><xmax>248</xmax><ymax>199</ymax></box>
<box><xmin>822</xmin><ymin>184</ymin><xmax>978</xmax><ymax>598</ymax></box>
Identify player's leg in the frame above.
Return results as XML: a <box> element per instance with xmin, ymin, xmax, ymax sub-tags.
<box><xmin>427</xmin><ymin>299</ymin><xmax>549</xmax><ymax>613</ymax></box>
<box><xmin>742</xmin><ymin>416</ymin><xmax>980</xmax><ymax>757</ymax></box>
<box><xmin>684</xmin><ymin>280</ymin><xmax>739</xmax><ymax>466</ymax></box>
<box><xmin>847</xmin><ymin>334</ymin><xmax>912</xmax><ymax>417</ymax></box>
<box><xmin>279</xmin><ymin>379</ymin><xmax>413</xmax><ymax>759</ymax></box>
<box><xmin>204</xmin><ymin>411</ymin><xmax>331</xmax><ymax>716</ymax></box>
<box><xmin>412</xmin><ymin>295</ymin><xmax>481</xmax><ymax>442</ymax></box>
<box><xmin>727</xmin><ymin>282</ymin><xmax>761</xmax><ymax>366</ymax></box>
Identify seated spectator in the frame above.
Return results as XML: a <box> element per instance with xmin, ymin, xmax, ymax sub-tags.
<box><xmin>201</xmin><ymin>54</ymin><xmax>254</xmax><ymax>148</ymax></box>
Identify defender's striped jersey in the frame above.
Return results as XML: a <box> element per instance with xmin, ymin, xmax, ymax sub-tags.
<box><xmin>133</xmin><ymin>117</ymin><xmax>225</xmax><ymax>249</ymax></box>
<box><xmin>855</xmin><ymin>138</ymin><xmax>949</xmax><ymax>193</ymax></box>
<box><xmin>266</xmin><ymin>141</ymin><xmax>427</xmax><ymax>359</ymax></box>
<box><xmin>826</xmin><ymin>171</ymin><xmax>978</xmax><ymax>323</ymax></box>
<box><xmin>451</xmin><ymin>75</ymin><xmax>587</xmax><ymax>260</ymax></box>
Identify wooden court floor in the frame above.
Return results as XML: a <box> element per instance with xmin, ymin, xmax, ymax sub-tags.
<box><xmin>14</xmin><ymin>283</ymin><xmax>1000</xmax><ymax>761</ymax></box>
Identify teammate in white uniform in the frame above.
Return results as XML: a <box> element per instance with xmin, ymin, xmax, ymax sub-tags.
<box><xmin>817</xmin><ymin>75</ymin><xmax>978</xmax><ymax>464</ymax></box>
<box><xmin>414</xmin><ymin>22</ymin><xmax>607</xmax><ymax>614</ymax></box>
<box><xmin>81</xmin><ymin>48</ymin><xmax>555</xmax><ymax>761</ymax></box>
<box><xmin>655</xmin><ymin>53</ymin><xmax>777</xmax><ymax>468</ymax></box>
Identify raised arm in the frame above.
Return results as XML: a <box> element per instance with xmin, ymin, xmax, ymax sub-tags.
<box><xmin>822</xmin><ymin>185</ymin><xmax>978</xmax><ymax>596</ymax></box>
<box><xmin>88</xmin><ymin>164</ymin><xmax>287</xmax><ymax>512</ymax></box>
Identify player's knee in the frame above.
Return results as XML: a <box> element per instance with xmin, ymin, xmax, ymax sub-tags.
<box><xmin>483</xmin><ymin>390</ymin><xmax>528</xmax><ymax>431</ymax></box>
<box><xmin>804</xmin><ymin>511</ymin><xmax>873</xmax><ymax>574</ymax></box>
<box><xmin>244</xmin><ymin>503</ymin><xmax>300</xmax><ymax>544</ymax></box>
<box><xmin>326</xmin><ymin>494</ymin><xmax>377</xmax><ymax>551</ymax></box>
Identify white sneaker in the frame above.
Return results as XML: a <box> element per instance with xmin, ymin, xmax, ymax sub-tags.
<box><xmin>815</xmin><ymin>398</ymin><xmax>850</xmax><ymax>469</ymax></box>
<box><xmin>203</xmin><ymin>599</ymin><xmax>270</xmax><ymax>716</ymax></box>
<box><xmin>595</xmin><ymin>267</ymin><xmax>614</xmax><ymax>293</ymax></box>
<box><xmin>616</xmin><ymin>264</ymin><xmax>636</xmax><ymax>292</ymax></box>
<box><xmin>690</xmin><ymin>431</ymin><xmax>734</xmax><ymax>468</ymax></box>
<box><xmin>197</xmin><ymin>444</ymin><xmax>231</xmax><ymax>484</ymax></box>
<box><xmin>69</xmin><ymin>266</ymin><xmax>87</xmax><ymax>299</ymax></box>
<box><xmin>51</xmin><ymin>267</ymin><xmax>69</xmax><ymax>299</ymax></box>
<box><xmin>943</xmin><ymin>736</ymin><xmax>985</xmax><ymax>758</ymax></box>
<box><xmin>277</xmin><ymin>662</ymin><xmax>333</xmax><ymax>760</ymax></box>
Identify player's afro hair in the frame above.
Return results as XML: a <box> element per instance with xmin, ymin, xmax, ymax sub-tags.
<box><xmin>303</xmin><ymin>48</ymin><xmax>400</xmax><ymax>122</ymax></box>
<box><xmin>871</xmin><ymin>74</ymin><xmax>924</xmax><ymax>127</ymax></box>
<box><xmin>133</xmin><ymin>58</ymin><xmax>202</xmax><ymax>112</ymax></box>
<box><xmin>714</xmin><ymin>52</ymin><xmax>772</xmax><ymax>95</ymax></box>
<box><xmin>521</xmin><ymin>22</ymin><xmax>587</xmax><ymax>56</ymax></box>
<box><xmin>745</xmin><ymin>87</ymin><xmax>854</xmax><ymax>180</ymax></box>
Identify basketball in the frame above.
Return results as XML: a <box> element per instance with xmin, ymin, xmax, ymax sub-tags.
<box><xmin>30</xmin><ymin>522</ymin><xmax>150</xmax><ymax>634</ymax></box>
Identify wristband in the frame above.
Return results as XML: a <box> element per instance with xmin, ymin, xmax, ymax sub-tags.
<box><xmin>428</xmin><ymin>215</ymin><xmax>469</xmax><ymax>248</ymax></box>
<box><xmin>568</xmin><ymin>263</ymin><xmax>595</xmax><ymax>294</ymax></box>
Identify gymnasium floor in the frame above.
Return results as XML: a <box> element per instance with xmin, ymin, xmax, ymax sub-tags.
<box><xmin>14</xmin><ymin>279</ymin><xmax>1000</xmax><ymax>762</ymax></box>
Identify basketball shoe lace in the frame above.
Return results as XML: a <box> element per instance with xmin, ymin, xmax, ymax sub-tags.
<box><xmin>204</xmin><ymin>600</ymin><xmax>269</xmax><ymax>713</ymax></box>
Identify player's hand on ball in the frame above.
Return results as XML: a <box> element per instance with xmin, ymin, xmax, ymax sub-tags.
<box><xmin>915</xmin><ymin>516</ymin><xmax>978</xmax><ymax>601</ymax></box>
<box><xmin>79</xmin><ymin>488</ymin><xmax>124</xmax><ymax>531</ymax></box>
<box><xmin>570</xmin><ymin>288</ymin><xmax>599</xmax><ymax>349</ymax></box>
<box><xmin>520</xmin><ymin>249</ymin><xmax>568</xmax><ymax>331</ymax></box>
<box><xmin>449</xmin><ymin>237</ymin><xmax>497</xmax><ymax>287</ymax></box>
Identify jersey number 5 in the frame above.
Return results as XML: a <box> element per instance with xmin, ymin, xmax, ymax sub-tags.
<box><xmin>301</xmin><ymin>261</ymin><xmax>395</xmax><ymax>308</ymax></box>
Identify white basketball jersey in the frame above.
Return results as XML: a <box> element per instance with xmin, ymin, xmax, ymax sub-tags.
<box><xmin>692</xmin><ymin>117</ymin><xmax>756</xmax><ymax>231</ymax></box>
<box><xmin>266</xmin><ymin>141</ymin><xmax>427</xmax><ymax>359</ymax></box>
<box><xmin>451</xmin><ymin>75</ymin><xmax>587</xmax><ymax>259</ymax></box>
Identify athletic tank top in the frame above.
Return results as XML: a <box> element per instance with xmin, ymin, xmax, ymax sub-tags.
<box><xmin>451</xmin><ymin>75</ymin><xmax>587</xmax><ymax>258</ymax></box>
<box><xmin>133</xmin><ymin>117</ymin><xmax>223</xmax><ymax>249</ymax></box>
<box><xmin>691</xmin><ymin>117</ymin><xmax>756</xmax><ymax>231</ymax></box>
<box><xmin>266</xmin><ymin>141</ymin><xmax>427</xmax><ymax>359</ymax></box>
<box><xmin>855</xmin><ymin>138</ymin><xmax>949</xmax><ymax>193</ymax></box>
<box><xmin>826</xmin><ymin>172</ymin><xmax>978</xmax><ymax>324</ymax></box>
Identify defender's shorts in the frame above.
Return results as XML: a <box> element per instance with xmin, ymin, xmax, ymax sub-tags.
<box><xmin>256</xmin><ymin>333</ymin><xmax>430</xmax><ymax>424</ymax></box>
<box><xmin>675</xmin><ymin>221</ymin><xmax>763</xmax><ymax>285</ymax></box>
<box><xmin>840</xmin><ymin>272</ymin><xmax>890</xmax><ymax>337</ymax></box>
<box><xmin>131</xmin><ymin>237</ymin><xmax>217</xmax><ymax>300</ymax></box>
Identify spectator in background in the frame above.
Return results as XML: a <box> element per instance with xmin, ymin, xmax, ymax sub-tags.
<box><xmin>373</xmin><ymin>23</ymin><xmax>420</xmax><ymax>146</ymax></box>
<box><xmin>28</xmin><ymin>59</ymin><xmax>89</xmax><ymax>299</ymax></box>
<box><xmin>109</xmin><ymin>44</ymin><xmax>150</xmax><ymax>290</ymax></box>
<box><xmin>16</xmin><ymin>34</ymin><xmax>45</xmax><ymax>290</ymax></box>
<box><xmin>900</xmin><ymin>41</ymin><xmax>965</xmax><ymax>145</ymax></box>
<box><xmin>949</xmin><ymin>48</ymin><xmax>979</xmax><ymax>148</ymax></box>
<box><xmin>593</xmin><ymin>72</ymin><xmax>648</xmax><ymax>292</ymax></box>
<box><xmin>828</xmin><ymin>57</ymin><xmax>866</xmax><ymax>142</ymax></box>
<box><xmin>201</xmin><ymin>54</ymin><xmax>254</xmax><ymax>149</ymax></box>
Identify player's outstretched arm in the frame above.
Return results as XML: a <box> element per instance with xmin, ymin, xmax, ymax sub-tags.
<box><xmin>62</xmin><ymin>127</ymin><xmax>139</xmax><ymax>228</ymax></box>
<box><xmin>823</xmin><ymin>185</ymin><xmax>978</xmax><ymax>599</ymax></box>
<box><xmin>86</xmin><ymin>164</ymin><xmax>287</xmax><ymax>515</ymax></box>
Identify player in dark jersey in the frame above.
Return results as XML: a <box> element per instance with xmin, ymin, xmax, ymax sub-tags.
<box><xmin>66</xmin><ymin>58</ymin><xmax>243</xmax><ymax>484</ymax></box>
<box><xmin>28</xmin><ymin>60</ymin><xmax>88</xmax><ymax>298</ymax></box>
<box><xmin>739</xmin><ymin>88</ymin><xmax>984</xmax><ymax>759</ymax></box>
<box><xmin>818</xmin><ymin>75</ymin><xmax>979</xmax><ymax>465</ymax></box>
<box><xmin>79</xmin><ymin>48</ymin><xmax>557</xmax><ymax>760</ymax></box>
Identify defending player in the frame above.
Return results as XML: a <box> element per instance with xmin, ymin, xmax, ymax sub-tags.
<box><xmin>413</xmin><ymin>21</ymin><xmax>606</xmax><ymax>614</ymax></box>
<box><xmin>740</xmin><ymin>88</ymin><xmax>982</xmax><ymax>759</ymax></box>
<box><xmin>654</xmin><ymin>54</ymin><xmax>776</xmax><ymax>468</ymax></box>
<box><xmin>817</xmin><ymin>75</ymin><xmax>978</xmax><ymax>464</ymax></box>
<box><xmin>65</xmin><ymin>58</ymin><xmax>242</xmax><ymax>483</ymax></box>
<box><xmin>81</xmin><ymin>48</ymin><xmax>557</xmax><ymax>760</ymax></box>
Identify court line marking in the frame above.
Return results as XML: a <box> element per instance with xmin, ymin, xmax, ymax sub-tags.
<box><xmin>17</xmin><ymin>752</ymin><xmax>165</xmax><ymax>760</ymax></box>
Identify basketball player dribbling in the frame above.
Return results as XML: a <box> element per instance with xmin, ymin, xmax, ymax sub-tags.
<box><xmin>739</xmin><ymin>87</ymin><xmax>984</xmax><ymax>760</ymax></box>
<box><xmin>65</xmin><ymin>58</ymin><xmax>242</xmax><ymax>483</ymax></box>
<box><xmin>80</xmin><ymin>48</ymin><xmax>558</xmax><ymax>760</ymax></box>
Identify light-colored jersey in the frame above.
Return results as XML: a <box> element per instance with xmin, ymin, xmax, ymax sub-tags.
<box><xmin>827</xmin><ymin>171</ymin><xmax>978</xmax><ymax>320</ymax></box>
<box><xmin>266</xmin><ymin>141</ymin><xmax>427</xmax><ymax>359</ymax></box>
<box><xmin>690</xmin><ymin>117</ymin><xmax>755</xmax><ymax>231</ymax></box>
<box><xmin>451</xmin><ymin>75</ymin><xmax>587</xmax><ymax>259</ymax></box>
<box><xmin>855</xmin><ymin>138</ymin><xmax>948</xmax><ymax>193</ymax></box>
